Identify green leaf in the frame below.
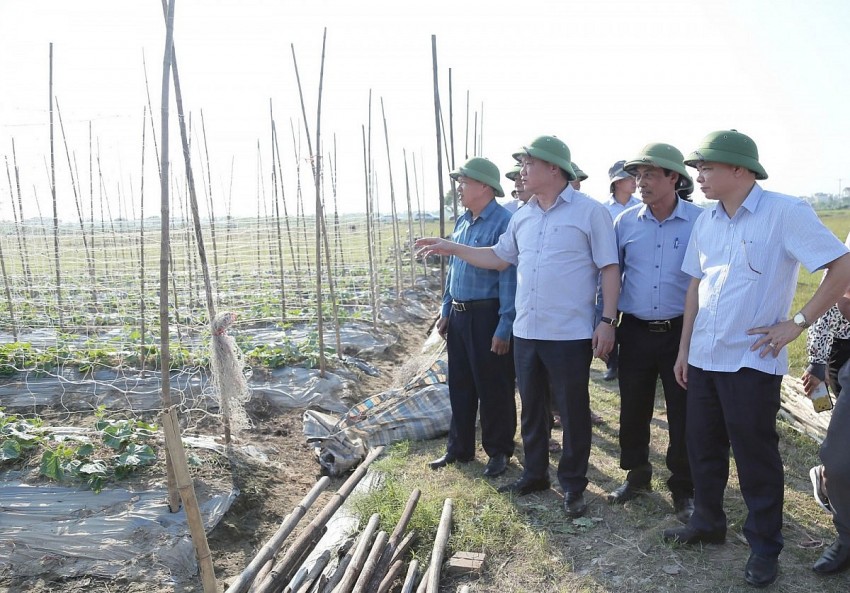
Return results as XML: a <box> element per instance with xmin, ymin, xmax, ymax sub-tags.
<box><xmin>76</xmin><ymin>443</ymin><xmax>95</xmax><ymax>458</ymax></box>
<box><xmin>40</xmin><ymin>450</ymin><xmax>64</xmax><ymax>480</ymax></box>
<box><xmin>115</xmin><ymin>443</ymin><xmax>156</xmax><ymax>474</ymax></box>
<box><xmin>1</xmin><ymin>438</ymin><xmax>21</xmax><ymax>460</ymax></box>
<box><xmin>79</xmin><ymin>460</ymin><xmax>108</xmax><ymax>476</ymax></box>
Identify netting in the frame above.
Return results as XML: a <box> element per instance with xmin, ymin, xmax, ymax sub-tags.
<box><xmin>0</xmin><ymin>213</ymin><xmax>441</xmax><ymax>427</ymax></box>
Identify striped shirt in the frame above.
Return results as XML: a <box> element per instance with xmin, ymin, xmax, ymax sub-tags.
<box><xmin>682</xmin><ymin>183</ymin><xmax>849</xmax><ymax>375</ymax></box>
<box><xmin>615</xmin><ymin>198</ymin><xmax>703</xmax><ymax>320</ymax></box>
<box><xmin>440</xmin><ymin>199</ymin><xmax>517</xmax><ymax>341</ymax></box>
<box><xmin>493</xmin><ymin>185</ymin><xmax>618</xmax><ymax>340</ymax></box>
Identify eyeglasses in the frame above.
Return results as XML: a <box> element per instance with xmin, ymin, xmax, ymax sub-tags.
<box><xmin>741</xmin><ymin>240</ymin><xmax>761</xmax><ymax>275</ymax></box>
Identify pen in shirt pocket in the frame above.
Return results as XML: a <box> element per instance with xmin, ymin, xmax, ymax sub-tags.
<box><xmin>674</xmin><ymin>238</ymin><xmax>679</xmax><ymax>249</ymax></box>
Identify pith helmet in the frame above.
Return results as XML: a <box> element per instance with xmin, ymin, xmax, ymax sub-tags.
<box><xmin>608</xmin><ymin>159</ymin><xmax>634</xmax><ymax>193</ymax></box>
<box><xmin>450</xmin><ymin>156</ymin><xmax>505</xmax><ymax>197</ymax></box>
<box><xmin>625</xmin><ymin>143</ymin><xmax>694</xmax><ymax>197</ymax></box>
<box><xmin>512</xmin><ymin>136</ymin><xmax>577</xmax><ymax>181</ymax></box>
<box><xmin>684</xmin><ymin>129</ymin><xmax>768</xmax><ymax>180</ymax></box>
<box><xmin>571</xmin><ymin>162</ymin><xmax>588</xmax><ymax>181</ymax></box>
<box><xmin>505</xmin><ymin>163</ymin><xmax>521</xmax><ymax>182</ymax></box>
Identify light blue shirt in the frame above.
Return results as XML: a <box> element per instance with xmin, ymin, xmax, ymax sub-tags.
<box><xmin>605</xmin><ymin>194</ymin><xmax>641</xmax><ymax>220</ymax></box>
<box><xmin>493</xmin><ymin>185</ymin><xmax>618</xmax><ymax>341</ymax></box>
<box><xmin>682</xmin><ymin>183</ymin><xmax>849</xmax><ymax>375</ymax></box>
<box><xmin>615</xmin><ymin>199</ymin><xmax>703</xmax><ymax>320</ymax></box>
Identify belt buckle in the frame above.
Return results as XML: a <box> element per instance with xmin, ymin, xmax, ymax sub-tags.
<box><xmin>648</xmin><ymin>320</ymin><xmax>670</xmax><ymax>333</ymax></box>
<box><xmin>452</xmin><ymin>301</ymin><xmax>467</xmax><ymax>312</ymax></box>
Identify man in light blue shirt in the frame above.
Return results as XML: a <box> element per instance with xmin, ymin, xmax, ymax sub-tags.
<box><xmin>416</xmin><ymin>136</ymin><xmax>619</xmax><ymax>519</ymax></box>
<box><xmin>608</xmin><ymin>143</ymin><xmax>701</xmax><ymax>524</ymax></box>
<box><xmin>664</xmin><ymin>130</ymin><xmax>850</xmax><ymax>588</ymax></box>
<box><xmin>599</xmin><ymin>160</ymin><xmax>640</xmax><ymax>381</ymax></box>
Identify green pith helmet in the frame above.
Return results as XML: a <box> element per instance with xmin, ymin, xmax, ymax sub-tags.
<box><xmin>512</xmin><ymin>136</ymin><xmax>577</xmax><ymax>181</ymax></box>
<box><xmin>571</xmin><ymin>162</ymin><xmax>588</xmax><ymax>181</ymax></box>
<box><xmin>505</xmin><ymin>163</ymin><xmax>522</xmax><ymax>182</ymax></box>
<box><xmin>625</xmin><ymin>143</ymin><xmax>694</xmax><ymax>197</ymax></box>
<box><xmin>684</xmin><ymin>129</ymin><xmax>768</xmax><ymax>180</ymax></box>
<box><xmin>450</xmin><ymin>156</ymin><xmax>505</xmax><ymax>197</ymax></box>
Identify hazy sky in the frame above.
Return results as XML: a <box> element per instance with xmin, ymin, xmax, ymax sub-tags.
<box><xmin>1</xmin><ymin>0</ymin><xmax>849</xmax><ymax>221</ymax></box>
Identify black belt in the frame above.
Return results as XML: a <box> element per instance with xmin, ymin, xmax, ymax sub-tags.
<box><xmin>451</xmin><ymin>298</ymin><xmax>499</xmax><ymax>312</ymax></box>
<box><xmin>621</xmin><ymin>313</ymin><xmax>683</xmax><ymax>333</ymax></box>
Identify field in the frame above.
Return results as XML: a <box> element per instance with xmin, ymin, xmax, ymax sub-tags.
<box><xmin>1</xmin><ymin>208</ymin><xmax>848</xmax><ymax>592</ymax></box>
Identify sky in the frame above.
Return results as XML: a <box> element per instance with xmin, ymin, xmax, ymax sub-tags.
<box><xmin>1</xmin><ymin>0</ymin><xmax>849</xmax><ymax>222</ymax></box>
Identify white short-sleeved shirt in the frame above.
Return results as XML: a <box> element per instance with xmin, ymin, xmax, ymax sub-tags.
<box><xmin>493</xmin><ymin>185</ymin><xmax>618</xmax><ymax>340</ymax></box>
<box><xmin>681</xmin><ymin>184</ymin><xmax>849</xmax><ymax>374</ymax></box>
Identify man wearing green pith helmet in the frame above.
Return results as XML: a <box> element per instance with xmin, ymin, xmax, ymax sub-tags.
<box><xmin>428</xmin><ymin>157</ymin><xmax>518</xmax><ymax>480</ymax></box>
<box><xmin>416</xmin><ymin>136</ymin><xmax>620</xmax><ymax>518</ymax></box>
<box><xmin>664</xmin><ymin>129</ymin><xmax>850</xmax><ymax>588</ymax></box>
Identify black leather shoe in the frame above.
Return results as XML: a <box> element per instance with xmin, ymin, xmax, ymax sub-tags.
<box><xmin>673</xmin><ymin>496</ymin><xmax>695</xmax><ymax>524</ymax></box>
<box><xmin>607</xmin><ymin>480</ymin><xmax>650</xmax><ymax>504</ymax></box>
<box><xmin>483</xmin><ymin>453</ymin><xmax>509</xmax><ymax>477</ymax></box>
<box><xmin>564</xmin><ymin>491</ymin><xmax>587</xmax><ymax>518</ymax></box>
<box><xmin>497</xmin><ymin>476</ymin><xmax>550</xmax><ymax>496</ymax></box>
<box><xmin>428</xmin><ymin>452</ymin><xmax>472</xmax><ymax>470</ymax></box>
<box><xmin>602</xmin><ymin>367</ymin><xmax>617</xmax><ymax>381</ymax></box>
<box><xmin>813</xmin><ymin>539</ymin><xmax>850</xmax><ymax>574</ymax></box>
<box><xmin>662</xmin><ymin>524</ymin><xmax>726</xmax><ymax>545</ymax></box>
<box><xmin>744</xmin><ymin>553</ymin><xmax>778</xmax><ymax>588</ymax></box>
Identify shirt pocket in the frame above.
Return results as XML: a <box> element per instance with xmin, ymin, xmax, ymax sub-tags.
<box><xmin>543</xmin><ymin>223</ymin><xmax>587</xmax><ymax>253</ymax></box>
<box><xmin>738</xmin><ymin>239</ymin><xmax>767</xmax><ymax>281</ymax></box>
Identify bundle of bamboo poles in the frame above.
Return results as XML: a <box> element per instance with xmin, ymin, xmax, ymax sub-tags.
<box><xmin>225</xmin><ymin>457</ymin><xmax>456</xmax><ymax>593</ymax></box>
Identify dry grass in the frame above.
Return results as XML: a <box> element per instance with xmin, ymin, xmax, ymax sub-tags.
<box><xmin>357</xmin><ymin>358</ymin><xmax>849</xmax><ymax>592</ymax></box>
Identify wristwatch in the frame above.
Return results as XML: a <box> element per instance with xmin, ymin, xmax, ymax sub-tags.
<box><xmin>600</xmin><ymin>315</ymin><xmax>618</xmax><ymax>327</ymax></box>
<box><xmin>793</xmin><ymin>311</ymin><xmax>810</xmax><ymax>329</ymax></box>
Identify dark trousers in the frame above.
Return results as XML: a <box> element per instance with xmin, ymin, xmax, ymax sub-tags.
<box><xmin>514</xmin><ymin>337</ymin><xmax>592</xmax><ymax>494</ymax></box>
<box><xmin>686</xmin><ymin>365</ymin><xmax>784</xmax><ymax>557</ymax></box>
<box><xmin>616</xmin><ymin>315</ymin><xmax>691</xmax><ymax>496</ymax></box>
<box><xmin>445</xmin><ymin>301</ymin><xmax>516</xmax><ymax>459</ymax></box>
<box><xmin>822</xmin><ymin>359</ymin><xmax>850</xmax><ymax>544</ymax></box>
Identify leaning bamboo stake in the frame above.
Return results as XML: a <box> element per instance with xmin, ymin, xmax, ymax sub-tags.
<box><xmin>255</xmin><ymin>447</ymin><xmax>385</xmax><ymax>593</ymax></box>
<box><xmin>286</xmin><ymin>549</ymin><xmax>331</xmax><ymax>593</ymax></box>
<box><xmin>139</xmin><ymin>106</ymin><xmax>148</xmax><ymax>375</ymax></box>
<box><xmin>350</xmin><ymin>531</ymin><xmax>387</xmax><ymax>593</ymax></box>
<box><xmin>6</xmin><ymin>144</ymin><xmax>32</xmax><ymax>297</ymax></box>
<box><xmin>200</xmin><ymin>110</ymin><xmax>221</xmax><ymax>302</ymax></box>
<box><xmin>361</xmin><ymin>125</ymin><xmax>378</xmax><ymax>330</ymax></box>
<box><xmin>319</xmin><ymin>540</ymin><xmax>356</xmax><ymax>593</ymax></box>
<box><xmin>402</xmin><ymin>150</ymin><xmax>415</xmax><ymax>289</ymax></box>
<box><xmin>379</xmin><ymin>98</ymin><xmax>402</xmax><ymax>299</ymax></box>
<box><xmin>426</xmin><ymin>499</ymin><xmax>453</xmax><ymax>593</ymax></box>
<box><xmin>387</xmin><ymin>531</ymin><xmax>415</xmax><ymax>568</ymax></box>
<box><xmin>430</xmin><ymin>36</ymin><xmax>447</xmax><ymax>291</ymax></box>
<box><xmin>247</xmin><ymin>559</ymin><xmax>274</xmax><ymax>593</ymax></box>
<box><xmin>411</xmin><ymin>154</ymin><xmax>427</xmax><ymax>279</ymax></box>
<box><xmin>226</xmin><ymin>477</ymin><xmax>331</xmax><ymax>593</ymax></box>
<box><xmin>0</xmin><ymin>222</ymin><xmax>17</xmax><ymax>341</ymax></box>
<box><xmin>48</xmin><ymin>42</ymin><xmax>63</xmax><ymax>331</ymax></box>
<box><xmin>331</xmin><ymin>513</ymin><xmax>380</xmax><ymax>593</ymax></box>
<box><xmin>364</xmin><ymin>489</ymin><xmax>420</xmax><ymax>593</ymax></box>
<box><xmin>400</xmin><ymin>560</ymin><xmax>418</xmax><ymax>593</ymax></box>
<box><xmin>374</xmin><ymin>559</ymin><xmax>403</xmax><ymax>593</ymax></box>
<box><xmin>270</xmin><ymin>110</ymin><xmax>293</xmax><ymax>319</ymax></box>
<box><xmin>161</xmin><ymin>407</ymin><xmax>218</xmax><ymax>593</ymax></box>
<box><xmin>413</xmin><ymin>559</ymin><xmax>429</xmax><ymax>593</ymax></box>
<box><xmin>158</xmin><ymin>0</ymin><xmax>181</xmax><ymax>515</ymax></box>
<box><xmin>447</xmin><ymin>69</ymin><xmax>457</xmax><ymax>221</ymax></box>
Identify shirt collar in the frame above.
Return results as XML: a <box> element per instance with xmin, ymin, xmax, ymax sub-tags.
<box><xmin>461</xmin><ymin>197</ymin><xmax>499</xmax><ymax>222</ymax></box>
<box><xmin>710</xmin><ymin>182</ymin><xmax>763</xmax><ymax>220</ymax></box>
<box><xmin>528</xmin><ymin>184</ymin><xmax>574</xmax><ymax>210</ymax></box>
<box><xmin>637</xmin><ymin>197</ymin><xmax>693</xmax><ymax>222</ymax></box>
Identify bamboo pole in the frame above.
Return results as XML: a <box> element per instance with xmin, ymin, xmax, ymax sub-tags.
<box><xmin>158</xmin><ymin>0</ymin><xmax>181</xmax><ymax>515</ymax></box>
<box><xmin>332</xmin><ymin>513</ymin><xmax>380</xmax><ymax>593</ymax></box>
<box><xmin>399</xmin><ymin>560</ymin><xmax>418</xmax><ymax>593</ymax></box>
<box><xmin>447</xmin><ymin>69</ymin><xmax>457</xmax><ymax>220</ymax></box>
<box><xmin>414</xmin><ymin>559</ymin><xmax>429</xmax><ymax>593</ymax></box>
<box><xmin>161</xmin><ymin>407</ymin><xmax>218</xmax><ymax>593</ymax></box>
<box><xmin>350</xmin><ymin>531</ymin><xmax>388</xmax><ymax>593</ymax></box>
<box><xmin>48</xmin><ymin>42</ymin><xmax>63</xmax><ymax>331</ymax></box>
<box><xmin>379</xmin><ymin>98</ymin><xmax>402</xmax><ymax>299</ymax></box>
<box><xmin>200</xmin><ymin>110</ymin><xmax>222</xmax><ymax>305</ymax></box>
<box><xmin>286</xmin><ymin>549</ymin><xmax>331</xmax><ymax>593</ymax></box>
<box><xmin>402</xmin><ymin>150</ymin><xmax>415</xmax><ymax>289</ymax></box>
<box><xmin>254</xmin><ymin>446</ymin><xmax>385</xmax><ymax>593</ymax></box>
<box><xmin>225</xmin><ymin>477</ymin><xmax>331</xmax><ymax>593</ymax></box>
<box><xmin>430</xmin><ymin>36</ymin><xmax>447</xmax><ymax>291</ymax></box>
<box><xmin>0</xmin><ymin>213</ymin><xmax>17</xmax><ymax>340</ymax></box>
<box><xmin>412</xmin><ymin>154</ymin><xmax>427</xmax><ymax>278</ymax></box>
<box><xmin>140</xmin><ymin>106</ymin><xmax>148</xmax><ymax>375</ymax></box>
<box><xmin>4</xmin><ymin>153</ymin><xmax>31</xmax><ymax>301</ymax></box>
<box><xmin>364</xmin><ymin>489</ymin><xmax>420</xmax><ymax>593</ymax></box>
<box><xmin>425</xmin><ymin>499</ymin><xmax>453</xmax><ymax>593</ymax></box>
<box><xmin>290</xmin><ymin>33</ymin><xmax>329</xmax><ymax>375</ymax></box>
<box><xmin>270</xmin><ymin>108</ymin><xmax>294</xmax><ymax>318</ymax></box>
<box><xmin>361</xmin><ymin>125</ymin><xmax>378</xmax><ymax>331</ymax></box>
<box><xmin>373</xmin><ymin>559</ymin><xmax>403</xmax><ymax>593</ymax></box>
<box><xmin>318</xmin><ymin>538</ymin><xmax>356</xmax><ymax>593</ymax></box>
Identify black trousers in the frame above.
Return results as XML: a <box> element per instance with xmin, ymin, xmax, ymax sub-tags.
<box><xmin>616</xmin><ymin>315</ymin><xmax>692</xmax><ymax>496</ymax></box>
<box><xmin>822</xmin><ymin>358</ymin><xmax>850</xmax><ymax>544</ymax></box>
<box><xmin>514</xmin><ymin>337</ymin><xmax>592</xmax><ymax>494</ymax></box>
<box><xmin>686</xmin><ymin>365</ymin><xmax>784</xmax><ymax>557</ymax></box>
<box><xmin>445</xmin><ymin>301</ymin><xmax>516</xmax><ymax>459</ymax></box>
